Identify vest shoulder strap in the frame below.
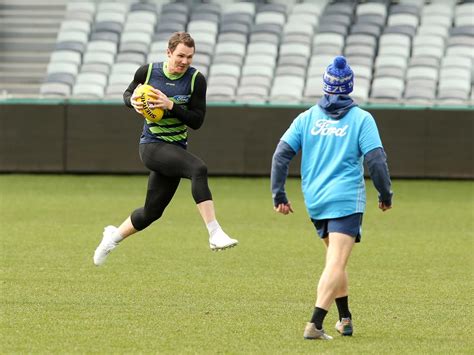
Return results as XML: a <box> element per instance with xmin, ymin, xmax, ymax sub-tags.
<box><xmin>144</xmin><ymin>63</ymin><xmax>153</xmax><ymax>85</ymax></box>
<box><xmin>190</xmin><ymin>69</ymin><xmax>199</xmax><ymax>94</ymax></box>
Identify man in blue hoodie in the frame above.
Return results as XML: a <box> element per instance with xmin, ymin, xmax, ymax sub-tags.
<box><xmin>271</xmin><ymin>56</ymin><xmax>393</xmax><ymax>340</ymax></box>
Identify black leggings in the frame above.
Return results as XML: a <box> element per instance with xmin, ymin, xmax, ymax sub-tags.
<box><xmin>130</xmin><ymin>142</ymin><xmax>212</xmax><ymax>231</ymax></box>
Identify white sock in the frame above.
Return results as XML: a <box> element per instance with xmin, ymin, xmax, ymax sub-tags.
<box><xmin>206</xmin><ymin>220</ymin><xmax>221</xmax><ymax>237</ymax></box>
<box><xmin>111</xmin><ymin>229</ymin><xmax>124</xmax><ymax>243</ymax></box>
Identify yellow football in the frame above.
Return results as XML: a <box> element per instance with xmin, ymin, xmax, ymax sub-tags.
<box><xmin>135</xmin><ymin>84</ymin><xmax>164</xmax><ymax>123</ymax></box>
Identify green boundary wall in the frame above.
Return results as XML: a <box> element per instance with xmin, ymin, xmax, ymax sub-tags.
<box><xmin>0</xmin><ymin>100</ymin><xmax>472</xmax><ymax>178</ymax></box>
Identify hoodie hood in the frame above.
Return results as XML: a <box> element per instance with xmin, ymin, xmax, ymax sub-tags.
<box><xmin>318</xmin><ymin>94</ymin><xmax>357</xmax><ymax>120</ymax></box>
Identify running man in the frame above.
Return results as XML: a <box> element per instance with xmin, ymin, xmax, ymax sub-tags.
<box><xmin>271</xmin><ymin>56</ymin><xmax>393</xmax><ymax>339</ymax></box>
<box><xmin>93</xmin><ymin>32</ymin><xmax>238</xmax><ymax>266</ymax></box>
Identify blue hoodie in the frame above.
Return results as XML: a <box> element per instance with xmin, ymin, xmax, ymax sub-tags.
<box><xmin>318</xmin><ymin>94</ymin><xmax>357</xmax><ymax>120</ymax></box>
<box><xmin>271</xmin><ymin>95</ymin><xmax>392</xmax><ymax>212</ymax></box>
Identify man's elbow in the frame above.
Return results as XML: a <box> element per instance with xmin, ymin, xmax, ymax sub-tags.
<box><xmin>188</xmin><ymin>119</ymin><xmax>204</xmax><ymax>130</ymax></box>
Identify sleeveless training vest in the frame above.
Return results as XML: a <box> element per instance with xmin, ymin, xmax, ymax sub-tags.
<box><xmin>140</xmin><ymin>62</ymin><xmax>199</xmax><ymax>147</ymax></box>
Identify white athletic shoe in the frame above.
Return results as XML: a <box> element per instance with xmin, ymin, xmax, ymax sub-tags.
<box><xmin>93</xmin><ymin>225</ymin><xmax>119</xmax><ymax>266</ymax></box>
<box><xmin>209</xmin><ymin>231</ymin><xmax>238</xmax><ymax>251</ymax></box>
<box><xmin>303</xmin><ymin>323</ymin><xmax>333</xmax><ymax>340</ymax></box>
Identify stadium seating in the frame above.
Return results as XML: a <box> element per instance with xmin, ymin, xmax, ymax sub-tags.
<box><xmin>0</xmin><ymin>0</ymin><xmax>66</xmax><ymax>97</ymax></box>
<box><xmin>0</xmin><ymin>0</ymin><xmax>472</xmax><ymax>106</ymax></box>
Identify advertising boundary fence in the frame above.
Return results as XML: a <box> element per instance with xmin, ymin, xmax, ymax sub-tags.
<box><xmin>0</xmin><ymin>103</ymin><xmax>472</xmax><ymax>178</ymax></box>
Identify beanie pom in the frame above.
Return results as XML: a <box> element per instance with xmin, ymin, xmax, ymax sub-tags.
<box><xmin>333</xmin><ymin>56</ymin><xmax>347</xmax><ymax>70</ymax></box>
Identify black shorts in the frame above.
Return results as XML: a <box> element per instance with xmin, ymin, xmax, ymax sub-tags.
<box><xmin>311</xmin><ymin>213</ymin><xmax>363</xmax><ymax>243</ymax></box>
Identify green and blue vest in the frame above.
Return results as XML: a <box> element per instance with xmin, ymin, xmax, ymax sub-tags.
<box><xmin>140</xmin><ymin>62</ymin><xmax>199</xmax><ymax>148</ymax></box>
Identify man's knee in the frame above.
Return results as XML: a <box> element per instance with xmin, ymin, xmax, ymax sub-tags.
<box><xmin>131</xmin><ymin>206</ymin><xmax>164</xmax><ymax>230</ymax></box>
<box><xmin>192</xmin><ymin>162</ymin><xmax>208</xmax><ymax>178</ymax></box>
<box><xmin>143</xmin><ymin>205</ymin><xmax>166</xmax><ymax>224</ymax></box>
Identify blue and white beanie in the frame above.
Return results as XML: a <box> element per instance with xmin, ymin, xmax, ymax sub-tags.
<box><xmin>322</xmin><ymin>56</ymin><xmax>354</xmax><ymax>95</ymax></box>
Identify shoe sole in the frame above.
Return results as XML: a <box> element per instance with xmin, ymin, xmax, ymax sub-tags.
<box><xmin>303</xmin><ymin>336</ymin><xmax>333</xmax><ymax>340</ymax></box>
<box><xmin>209</xmin><ymin>242</ymin><xmax>238</xmax><ymax>251</ymax></box>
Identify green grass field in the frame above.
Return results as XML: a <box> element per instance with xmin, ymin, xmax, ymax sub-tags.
<box><xmin>1</xmin><ymin>175</ymin><xmax>473</xmax><ymax>354</ymax></box>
